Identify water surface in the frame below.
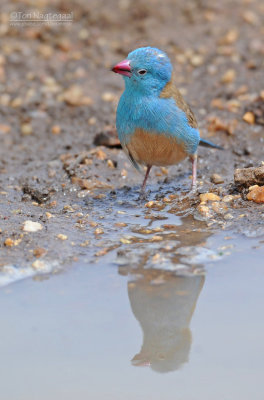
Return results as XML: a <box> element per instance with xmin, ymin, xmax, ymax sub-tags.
<box><xmin>0</xmin><ymin>232</ymin><xmax>263</xmax><ymax>400</ymax></box>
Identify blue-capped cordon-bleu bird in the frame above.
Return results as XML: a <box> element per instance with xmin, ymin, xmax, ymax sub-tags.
<box><xmin>112</xmin><ymin>46</ymin><xmax>223</xmax><ymax>192</ymax></box>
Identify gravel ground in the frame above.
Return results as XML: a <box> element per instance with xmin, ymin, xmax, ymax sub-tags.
<box><xmin>0</xmin><ymin>0</ymin><xmax>263</xmax><ymax>282</ymax></box>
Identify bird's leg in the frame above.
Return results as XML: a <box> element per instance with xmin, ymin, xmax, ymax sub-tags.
<box><xmin>191</xmin><ymin>154</ymin><xmax>197</xmax><ymax>191</ymax></box>
<box><xmin>141</xmin><ymin>165</ymin><xmax>152</xmax><ymax>192</ymax></box>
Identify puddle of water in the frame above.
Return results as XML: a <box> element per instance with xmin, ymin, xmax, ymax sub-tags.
<box><xmin>0</xmin><ymin>232</ymin><xmax>263</xmax><ymax>400</ymax></box>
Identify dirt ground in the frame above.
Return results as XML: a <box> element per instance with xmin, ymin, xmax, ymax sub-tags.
<box><xmin>0</xmin><ymin>0</ymin><xmax>263</xmax><ymax>276</ymax></box>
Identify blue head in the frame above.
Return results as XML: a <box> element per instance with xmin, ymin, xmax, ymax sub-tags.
<box><xmin>112</xmin><ymin>47</ymin><xmax>172</xmax><ymax>95</ymax></box>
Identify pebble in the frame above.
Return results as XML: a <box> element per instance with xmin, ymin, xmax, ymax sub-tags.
<box><xmin>199</xmin><ymin>193</ymin><xmax>221</xmax><ymax>202</ymax></box>
<box><xmin>22</xmin><ymin>221</ymin><xmax>43</xmax><ymax>232</ymax></box>
<box><xmin>211</xmin><ymin>173</ymin><xmax>224</xmax><ymax>184</ymax></box>
<box><xmin>61</xmin><ymin>85</ymin><xmax>93</xmax><ymax>106</ymax></box>
<box><xmin>223</xmin><ymin>195</ymin><xmax>236</xmax><ymax>202</ymax></box>
<box><xmin>51</xmin><ymin>125</ymin><xmax>61</xmax><ymax>135</ymax></box>
<box><xmin>221</xmin><ymin>69</ymin><xmax>236</xmax><ymax>84</ymax></box>
<box><xmin>219</xmin><ymin>29</ymin><xmax>239</xmax><ymax>45</ymax></box>
<box><xmin>145</xmin><ymin>201</ymin><xmax>163</xmax><ymax>208</ymax></box>
<box><xmin>190</xmin><ymin>54</ymin><xmax>204</xmax><ymax>67</ymax></box>
<box><xmin>57</xmin><ymin>234</ymin><xmax>68</xmax><ymax>240</ymax></box>
<box><xmin>0</xmin><ymin>124</ymin><xmax>10</xmax><ymax>134</ymax></box>
<box><xmin>107</xmin><ymin>159</ymin><xmax>115</xmax><ymax>169</ymax></box>
<box><xmin>94</xmin><ymin>228</ymin><xmax>104</xmax><ymax>235</ymax></box>
<box><xmin>243</xmin><ymin>111</ymin><xmax>255</xmax><ymax>124</ymax></box>
<box><xmin>21</xmin><ymin>123</ymin><xmax>33</xmax><ymax>136</ymax></box>
<box><xmin>80</xmin><ymin>240</ymin><xmax>90</xmax><ymax>247</ymax></box>
<box><xmin>114</xmin><ymin>222</ymin><xmax>127</xmax><ymax>227</ymax></box>
<box><xmin>33</xmin><ymin>248</ymin><xmax>47</xmax><ymax>258</ymax></box>
<box><xmin>208</xmin><ymin>116</ymin><xmax>237</xmax><ymax>135</ymax></box>
<box><xmin>45</xmin><ymin>212</ymin><xmax>54</xmax><ymax>219</ymax></box>
<box><xmin>120</xmin><ymin>237</ymin><xmax>132</xmax><ymax>244</ymax></box>
<box><xmin>101</xmin><ymin>92</ymin><xmax>116</xmax><ymax>102</ymax></box>
<box><xmin>224</xmin><ymin>213</ymin><xmax>234</xmax><ymax>220</ymax></box>
<box><xmin>197</xmin><ymin>204</ymin><xmax>212</xmax><ymax>218</ymax></box>
<box><xmin>247</xmin><ymin>186</ymin><xmax>264</xmax><ymax>204</ymax></box>
<box><xmin>4</xmin><ymin>238</ymin><xmax>14</xmax><ymax>247</ymax></box>
<box><xmin>32</xmin><ymin>260</ymin><xmax>47</xmax><ymax>271</ymax></box>
<box><xmin>211</xmin><ymin>201</ymin><xmax>228</xmax><ymax>214</ymax></box>
<box><xmin>150</xmin><ymin>235</ymin><xmax>163</xmax><ymax>242</ymax></box>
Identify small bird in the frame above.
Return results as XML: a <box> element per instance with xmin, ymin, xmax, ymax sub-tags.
<box><xmin>112</xmin><ymin>47</ymin><xmax>222</xmax><ymax>192</ymax></box>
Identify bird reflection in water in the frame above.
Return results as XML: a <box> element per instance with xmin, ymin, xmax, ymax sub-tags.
<box><xmin>118</xmin><ymin>216</ymin><xmax>210</xmax><ymax>372</ymax></box>
<box><xmin>127</xmin><ymin>271</ymin><xmax>204</xmax><ymax>372</ymax></box>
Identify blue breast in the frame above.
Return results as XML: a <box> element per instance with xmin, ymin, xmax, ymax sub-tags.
<box><xmin>116</xmin><ymin>89</ymin><xmax>200</xmax><ymax>155</ymax></box>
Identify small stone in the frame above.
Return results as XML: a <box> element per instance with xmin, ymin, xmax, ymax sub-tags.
<box><xmin>150</xmin><ymin>235</ymin><xmax>163</xmax><ymax>242</ymax></box>
<box><xmin>63</xmin><ymin>205</ymin><xmax>75</xmax><ymax>212</ymax></box>
<box><xmin>145</xmin><ymin>201</ymin><xmax>155</xmax><ymax>208</ymax></box>
<box><xmin>45</xmin><ymin>212</ymin><xmax>54</xmax><ymax>219</ymax></box>
<box><xmin>22</xmin><ymin>221</ymin><xmax>43</xmax><ymax>232</ymax></box>
<box><xmin>247</xmin><ymin>186</ymin><xmax>264</xmax><ymax>203</ymax></box>
<box><xmin>219</xmin><ymin>29</ymin><xmax>239</xmax><ymax>45</ymax></box>
<box><xmin>208</xmin><ymin>116</ymin><xmax>237</xmax><ymax>135</ymax></box>
<box><xmin>197</xmin><ymin>204</ymin><xmax>212</xmax><ymax>218</ymax></box>
<box><xmin>224</xmin><ymin>213</ymin><xmax>234</xmax><ymax>220</ymax></box>
<box><xmin>114</xmin><ymin>222</ymin><xmax>127</xmax><ymax>227</ymax></box>
<box><xmin>51</xmin><ymin>125</ymin><xmax>61</xmax><ymax>135</ymax></box>
<box><xmin>120</xmin><ymin>237</ymin><xmax>132</xmax><ymax>244</ymax></box>
<box><xmin>94</xmin><ymin>228</ymin><xmax>104</xmax><ymax>235</ymax></box>
<box><xmin>61</xmin><ymin>85</ymin><xmax>93</xmax><ymax>106</ymax></box>
<box><xmin>38</xmin><ymin>44</ymin><xmax>53</xmax><ymax>58</ymax></box>
<box><xmin>95</xmin><ymin>149</ymin><xmax>107</xmax><ymax>160</ymax></box>
<box><xmin>80</xmin><ymin>240</ymin><xmax>90</xmax><ymax>247</ymax></box>
<box><xmin>11</xmin><ymin>97</ymin><xmax>22</xmax><ymax>108</ymax></box>
<box><xmin>95</xmin><ymin>248</ymin><xmax>108</xmax><ymax>257</ymax></box>
<box><xmin>221</xmin><ymin>69</ymin><xmax>236</xmax><ymax>84</ymax></box>
<box><xmin>248</xmin><ymin>184</ymin><xmax>259</xmax><ymax>192</ymax></box>
<box><xmin>0</xmin><ymin>124</ymin><xmax>11</xmax><ymax>134</ymax></box>
<box><xmin>101</xmin><ymin>92</ymin><xmax>116</xmax><ymax>102</ymax></box>
<box><xmin>243</xmin><ymin>111</ymin><xmax>255</xmax><ymax>125</ymax></box>
<box><xmin>222</xmin><ymin>195</ymin><xmax>235</xmax><ymax>202</ymax></box>
<box><xmin>33</xmin><ymin>248</ymin><xmax>47</xmax><ymax>258</ymax></box>
<box><xmin>78</xmin><ymin>29</ymin><xmax>90</xmax><ymax>40</ymax></box>
<box><xmin>88</xmin><ymin>117</ymin><xmax>97</xmax><ymax>125</ymax></box>
<box><xmin>211</xmin><ymin>201</ymin><xmax>228</xmax><ymax>214</ymax></box>
<box><xmin>200</xmin><ymin>193</ymin><xmax>221</xmax><ymax>202</ymax></box>
<box><xmin>211</xmin><ymin>173</ymin><xmax>224</xmax><ymax>184</ymax></box>
<box><xmin>107</xmin><ymin>159</ymin><xmax>115</xmax><ymax>169</ymax></box>
<box><xmin>160</xmin><ymin>167</ymin><xmax>168</xmax><ymax>175</ymax></box>
<box><xmin>21</xmin><ymin>123</ymin><xmax>33</xmax><ymax>136</ymax></box>
<box><xmin>57</xmin><ymin>234</ymin><xmax>68</xmax><ymax>240</ymax></box>
<box><xmin>242</xmin><ymin>10</ymin><xmax>258</xmax><ymax>25</ymax></box>
<box><xmin>4</xmin><ymin>238</ymin><xmax>14</xmax><ymax>247</ymax></box>
<box><xmin>190</xmin><ymin>54</ymin><xmax>204</xmax><ymax>67</ymax></box>
<box><xmin>32</xmin><ymin>260</ymin><xmax>47</xmax><ymax>271</ymax></box>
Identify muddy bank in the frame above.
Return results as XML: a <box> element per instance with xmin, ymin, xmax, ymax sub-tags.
<box><xmin>0</xmin><ymin>0</ymin><xmax>264</xmax><ymax>282</ymax></box>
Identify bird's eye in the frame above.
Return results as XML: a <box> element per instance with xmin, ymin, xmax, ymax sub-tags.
<box><xmin>138</xmin><ymin>69</ymin><xmax>147</xmax><ymax>75</ymax></box>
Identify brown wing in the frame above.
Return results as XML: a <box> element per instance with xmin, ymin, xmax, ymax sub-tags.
<box><xmin>160</xmin><ymin>80</ymin><xmax>198</xmax><ymax>129</ymax></box>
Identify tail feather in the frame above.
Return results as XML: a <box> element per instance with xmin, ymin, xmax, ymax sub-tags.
<box><xmin>199</xmin><ymin>138</ymin><xmax>224</xmax><ymax>150</ymax></box>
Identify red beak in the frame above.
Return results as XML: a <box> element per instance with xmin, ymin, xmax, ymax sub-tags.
<box><xmin>112</xmin><ymin>59</ymin><xmax>131</xmax><ymax>77</ymax></box>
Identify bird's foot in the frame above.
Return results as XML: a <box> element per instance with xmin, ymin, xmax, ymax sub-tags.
<box><xmin>179</xmin><ymin>186</ymin><xmax>198</xmax><ymax>201</ymax></box>
<box><xmin>190</xmin><ymin>184</ymin><xmax>198</xmax><ymax>194</ymax></box>
<box><xmin>138</xmin><ymin>189</ymin><xmax>150</xmax><ymax>202</ymax></box>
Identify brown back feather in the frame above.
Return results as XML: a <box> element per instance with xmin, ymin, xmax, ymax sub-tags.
<box><xmin>160</xmin><ymin>80</ymin><xmax>198</xmax><ymax>129</ymax></box>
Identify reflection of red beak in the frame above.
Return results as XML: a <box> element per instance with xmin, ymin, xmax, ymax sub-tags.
<box><xmin>112</xmin><ymin>59</ymin><xmax>131</xmax><ymax>77</ymax></box>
